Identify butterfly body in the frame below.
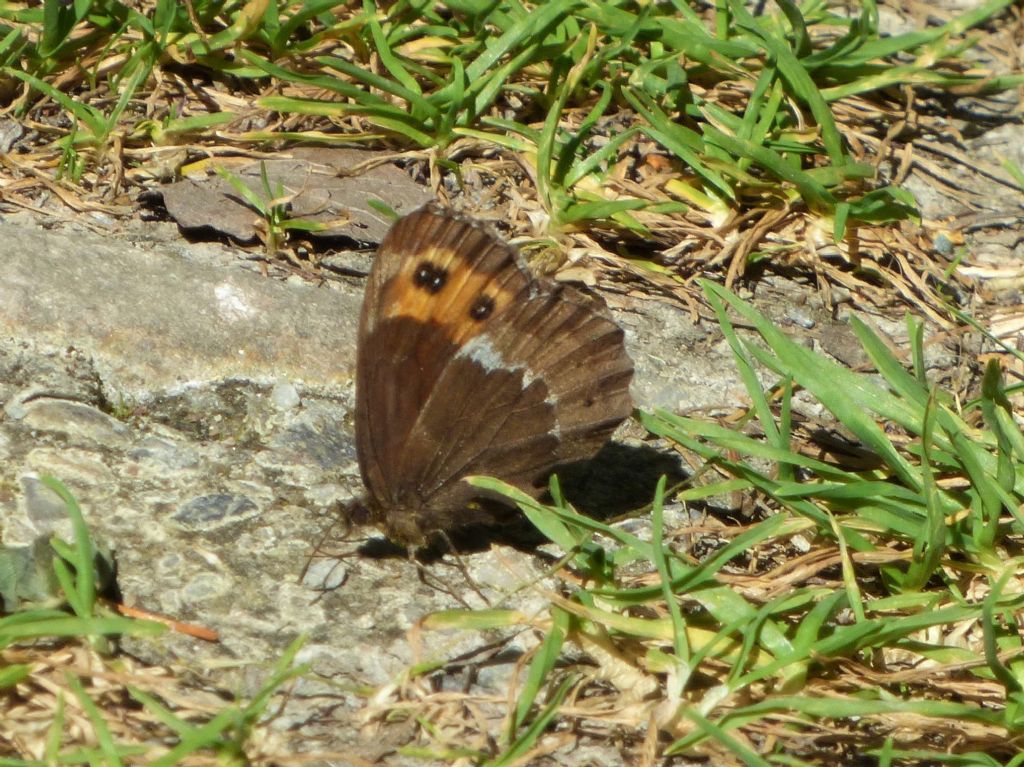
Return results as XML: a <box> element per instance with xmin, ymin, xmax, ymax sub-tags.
<box><xmin>356</xmin><ymin>203</ymin><xmax>634</xmax><ymax>547</ymax></box>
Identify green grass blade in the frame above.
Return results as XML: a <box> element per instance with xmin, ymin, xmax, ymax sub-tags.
<box><xmin>651</xmin><ymin>477</ymin><xmax>690</xmax><ymax>689</ymax></box>
<box><xmin>904</xmin><ymin>392</ymin><xmax>947</xmax><ymax>590</ymax></box>
<box><xmin>510</xmin><ymin>606</ymin><xmax>570</xmax><ymax>735</ymax></box>
<box><xmin>486</xmin><ymin>674</ymin><xmax>577</xmax><ymax>767</ymax></box>
<box><xmin>40</xmin><ymin>477</ymin><xmax>95</xmax><ymax>618</ymax></box>
<box><xmin>66</xmin><ymin>671</ymin><xmax>123</xmax><ymax>767</ymax></box>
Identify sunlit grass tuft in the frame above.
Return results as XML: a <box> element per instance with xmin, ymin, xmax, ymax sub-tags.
<box><xmin>374</xmin><ymin>285</ymin><xmax>1024</xmax><ymax>763</ymax></box>
<box><xmin>0</xmin><ymin>0</ymin><xmax>1020</xmax><ymax>313</ymax></box>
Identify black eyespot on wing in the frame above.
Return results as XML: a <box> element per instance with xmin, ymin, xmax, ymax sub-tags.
<box><xmin>414</xmin><ymin>262</ymin><xmax>448</xmax><ymax>293</ymax></box>
<box><xmin>470</xmin><ymin>295</ymin><xmax>495</xmax><ymax>321</ymax></box>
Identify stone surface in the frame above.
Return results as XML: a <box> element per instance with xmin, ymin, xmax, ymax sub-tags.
<box><xmin>0</xmin><ymin>221</ymin><xmax>362</xmax><ymax>401</ymax></box>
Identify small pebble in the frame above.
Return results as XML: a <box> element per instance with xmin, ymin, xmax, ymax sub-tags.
<box><xmin>791</xmin><ymin>534</ymin><xmax>811</xmax><ymax>553</ymax></box>
<box><xmin>785</xmin><ymin>308</ymin><xmax>815</xmax><ymax>329</ymax></box>
<box><xmin>272</xmin><ymin>380</ymin><xmax>301</xmax><ymax>411</ymax></box>
<box><xmin>301</xmin><ymin>559</ymin><xmax>347</xmax><ymax>591</ymax></box>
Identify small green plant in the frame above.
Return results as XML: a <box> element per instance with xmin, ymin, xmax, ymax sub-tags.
<box><xmin>215</xmin><ymin>161</ymin><xmax>327</xmax><ymax>257</ymax></box>
<box><xmin>126</xmin><ymin>636</ymin><xmax>311</xmax><ymax>766</ymax></box>
<box><xmin>0</xmin><ymin>477</ymin><xmax>162</xmax><ymax>654</ymax></box>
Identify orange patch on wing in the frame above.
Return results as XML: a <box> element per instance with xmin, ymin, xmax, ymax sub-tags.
<box><xmin>380</xmin><ymin>245</ymin><xmax>516</xmax><ymax>346</ymax></box>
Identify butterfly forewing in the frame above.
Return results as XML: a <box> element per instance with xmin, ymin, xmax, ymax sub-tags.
<box><xmin>357</xmin><ymin>206</ymin><xmax>528</xmax><ymax>503</ymax></box>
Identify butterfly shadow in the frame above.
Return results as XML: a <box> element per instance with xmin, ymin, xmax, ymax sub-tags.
<box><xmin>353</xmin><ymin>441</ymin><xmax>688</xmax><ymax>561</ymax></box>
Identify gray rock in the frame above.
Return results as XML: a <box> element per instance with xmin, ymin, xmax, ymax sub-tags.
<box><xmin>171</xmin><ymin>493</ymin><xmax>261</xmax><ymax>531</ymax></box>
<box><xmin>18</xmin><ymin>474</ymin><xmax>71</xmax><ymax>530</ymax></box>
<box><xmin>271</xmin><ymin>379</ymin><xmax>301</xmax><ymax>411</ymax></box>
<box><xmin>19</xmin><ymin>399</ymin><xmax>129</xmax><ymax>448</ymax></box>
<box><xmin>25</xmin><ymin>447</ymin><xmax>114</xmax><ymax>486</ymax></box>
<box><xmin>0</xmin><ymin>222</ymin><xmax>362</xmax><ymax>401</ymax></box>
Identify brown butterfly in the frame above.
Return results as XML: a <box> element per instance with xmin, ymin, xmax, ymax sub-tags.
<box><xmin>355</xmin><ymin>203</ymin><xmax>634</xmax><ymax>547</ymax></box>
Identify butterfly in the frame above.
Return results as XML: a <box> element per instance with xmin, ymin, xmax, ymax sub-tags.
<box><xmin>355</xmin><ymin>203</ymin><xmax>634</xmax><ymax>547</ymax></box>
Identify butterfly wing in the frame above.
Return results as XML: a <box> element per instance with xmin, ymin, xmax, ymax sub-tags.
<box><xmin>356</xmin><ymin>204</ymin><xmax>633</xmax><ymax>543</ymax></box>
<box><xmin>357</xmin><ymin>204</ymin><xmax>531</xmax><ymax>509</ymax></box>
